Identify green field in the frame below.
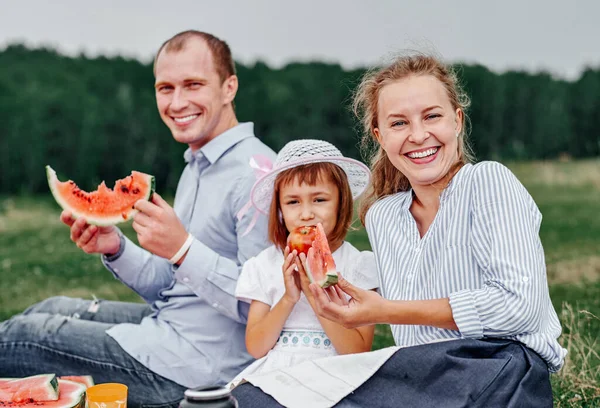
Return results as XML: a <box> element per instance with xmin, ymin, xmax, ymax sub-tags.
<box><xmin>1</xmin><ymin>160</ymin><xmax>599</xmax><ymax>406</ymax></box>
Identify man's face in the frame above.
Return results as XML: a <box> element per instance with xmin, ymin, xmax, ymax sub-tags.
<box><xmin>154</xmin><ymin>38</ymin><xmax>236</xmax><ymax>151</ymax></box>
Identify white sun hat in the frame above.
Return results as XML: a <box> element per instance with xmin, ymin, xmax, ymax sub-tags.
<box><xmin>250</xmin><ymin>139</ymin><xmax>371</xmax><ymax>215</ymax></box>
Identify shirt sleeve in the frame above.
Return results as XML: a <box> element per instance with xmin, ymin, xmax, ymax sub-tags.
<box><xmin>449</xmin><ymin>162</ymin><xmax>551</xmax><ymax>339</ymax></box>
<box><xmin>346</xmin><ymin>250</ymin><xmax>380</xmax><ymax>291</ymax></box>
<box><xmin>235</xmin><ymin>252</ymin><xmax>272</xmax><ymax>306</ymax></box>
<box><xmin>102</xmin><ymin>231</ymin><xmax>173</xmax><ymax>304</ymax></box>
<box><xmin>173</xmin><ymin>171</ymin><xmax>272</xmax><ymax>324</ymax></box>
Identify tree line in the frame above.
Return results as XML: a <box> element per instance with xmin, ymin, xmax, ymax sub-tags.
<box><xmin>1</xmin><ymin>44</ymin><xmax>598</xmax><ymax>194</ymax></box>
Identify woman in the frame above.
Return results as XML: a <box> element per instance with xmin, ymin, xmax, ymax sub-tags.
<box><xmin>305</xmin><ymin>53</ymin><xmax>567</xmax><ymax>407</ymax></box>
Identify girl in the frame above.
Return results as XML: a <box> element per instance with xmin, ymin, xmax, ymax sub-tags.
<box><xmin>305</xmin><ymin>54</ymin><xmax>567</xmax><ymax>406</ymax></box>
<box><xmin>230</xmin><ymin>139</ymin><xmax>378</xmax><ymax>387</ymax></box>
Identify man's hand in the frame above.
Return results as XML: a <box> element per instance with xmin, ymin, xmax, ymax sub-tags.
<box><xmin>133</xmin><ymin>193</ymin><xmax>189</xmax><ymax>261</ymax></box>
<box><xmin>60</xmin><ymin>211</ymin><xmax>121</xmax><ymax>255</ymax></box>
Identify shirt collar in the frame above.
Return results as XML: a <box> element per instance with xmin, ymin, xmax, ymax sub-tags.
<box><xmin>402</xmin><ymin>162</ymin><xmax>474</xmax><ymax>211</ymax></box>
<box><xmin>183</xmin><ymin>122</ymin><xmax>255</xmax><ymax>164</ymax></box>
<box><xmin>441</xmin><ymin>162</ymin><xmax>472</xmax><ymax>202</ymax></box>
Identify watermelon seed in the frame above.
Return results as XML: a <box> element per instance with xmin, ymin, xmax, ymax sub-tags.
<box><xmin>120</xmin><ymin>185</ymin><xmax>129</xmax><ymax>193</ymax></box>
<box><xmin>132</xmin><ymin>187</ymin><xmax>140</xmax><ymax>194</ymax></box>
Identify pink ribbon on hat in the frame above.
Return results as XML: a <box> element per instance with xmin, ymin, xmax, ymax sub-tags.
<box><xmin>236</xmin><ymin>154</ymin><xmax>274</xmax><ymax>236</ymax></box>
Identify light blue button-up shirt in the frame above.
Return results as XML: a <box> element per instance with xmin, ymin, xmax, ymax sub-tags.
<box><xmin>102</xmin><ymin>123</ymin><xmax>276</xmax><ymax>388</ymax></box>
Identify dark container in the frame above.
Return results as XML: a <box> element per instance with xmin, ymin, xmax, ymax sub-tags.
<box><xmin>179</xmin><ymin>386</ymin><xmax>238</xmax><ymax>408</ymax></box>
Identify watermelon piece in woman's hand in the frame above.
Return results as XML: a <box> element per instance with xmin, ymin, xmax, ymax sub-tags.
<box><xmin>305</xmin><ymin>223</ymin><xmax>339</xmax><ymax>288</ymax></box>
<box><xmin>46</xmin><ymin>165</ymin><xmax>155</xmax><ymax>226</ymax></box>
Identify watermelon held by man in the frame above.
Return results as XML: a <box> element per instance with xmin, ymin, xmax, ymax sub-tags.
<box><xmin>46</xmin><ymin>165</ymin><xmax>155</xmax><ymax>226</ymax></box>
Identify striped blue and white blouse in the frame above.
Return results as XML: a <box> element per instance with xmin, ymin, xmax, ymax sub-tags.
<box><xmin>366</xmin><ymin>161</ymin><xmax>567</xmax><ymax>372</ymax></box>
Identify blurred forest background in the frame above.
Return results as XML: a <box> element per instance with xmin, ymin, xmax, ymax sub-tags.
<box><xmin>1</xmin><ymin>43</ymin><xmax>599</xmax><ymax>193</ymax></box>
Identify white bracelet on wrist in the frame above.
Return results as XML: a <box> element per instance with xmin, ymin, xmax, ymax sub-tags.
<box><xmin>168</xmin><ymin>233</ymin><xmax>194</xmax><ymax>265</ymax></box>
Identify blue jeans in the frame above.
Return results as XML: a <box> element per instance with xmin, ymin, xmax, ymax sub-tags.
<box><xmin>0</xmin><ymin>296</ymin><xmax>187</xmax><ymax>408</ymax></box>
<box><xmin>232</xmin><ymin>338</ymin><xmax>553</xmax><ymax>408</ymax></box>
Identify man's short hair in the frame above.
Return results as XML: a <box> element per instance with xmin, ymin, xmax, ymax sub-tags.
<box><xmin>154</xmin><ymin>30</ymin><xmax>236</xmax><ymax>83</ymax></box>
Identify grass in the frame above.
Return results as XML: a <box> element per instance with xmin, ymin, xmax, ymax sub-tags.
<box><xmin>1</xmin><ymin>159</ymin><xmax>599</xmax><ymax>406</ymax></box>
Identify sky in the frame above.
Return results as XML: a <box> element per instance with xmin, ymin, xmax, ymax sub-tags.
<box><xmin>0</xmin><ymin>0</ymin><xmax>598</xmax><ymax>80</ymax></box>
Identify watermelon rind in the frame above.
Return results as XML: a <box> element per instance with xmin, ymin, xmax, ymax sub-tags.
<box><xmin>318</xmin><ymin>272</ymin><xmax>339</xmax><ymax>289</ymax></box>
<box><xmin>0</xmin><ymin>373</ymin><xmax>59</xmax><ymax>402</ymax></box>
<box><xmin>56</xmin><ymin>379</ymin><xmax>87</xmax><ymax>408</ymax></box>
<box><xmin>59</xmin><ymin>375</ymin><xmax>95</xmax><ymax>389</ymax></box>
<box><xmin>305</xmin><ymin>267</ymin><xmax>339</xmax><ymax>288</ymax></box>
<box><xmin>46</xmin><ymin>165</ymin><xmax>155</xmax><ymax>226</ymax></box>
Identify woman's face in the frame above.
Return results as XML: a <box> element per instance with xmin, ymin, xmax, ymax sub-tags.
<box><xmin>373</xmin><ymin>75</ymin><xmax>462</xmax><ymax>188</ymax></box>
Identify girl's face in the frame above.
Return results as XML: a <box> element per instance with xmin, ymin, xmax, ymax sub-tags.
<box><xmin>279</xmin><ymin>174</ymin><xmax>339</xmax><ymax>239</ymax></box>
<box><xmin>373</xmin><ymin>75</ymin><xmax>463</xmax><ymax>187</ymax></box>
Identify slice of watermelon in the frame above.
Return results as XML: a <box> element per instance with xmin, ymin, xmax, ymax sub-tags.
<box><xmin>58</xmin><ymin>376</ymin><xmax>94</xmax><ymax>389</ymax></box>
<box><xmin>0</xmin><ymin>374</ymin><xmax>59</xmax><ymax>403</ymax></box>
<box><xmin>46</xmin><ymin>165</ymin><xmax>155</xmax><ymax>226</ymax></box>
<box><xmin>305</xmin><ymin>223</ymin><xmax>339</xmax><ymax>288</ymax></box>
<box><xmin>0</xmin><ymin>379</ymin><xmax>86</xmax><ymax>408</ymax></box>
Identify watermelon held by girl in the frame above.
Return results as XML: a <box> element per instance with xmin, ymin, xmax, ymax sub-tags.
<box><xmin>289</xmin><ymin>223</ymin><xmax>339</xmax><ymax>288</ymax></box>
<box><xmin>46</xmin><ymin>165</ymin><xmax>155</xmax><ymax>226</ymax></box>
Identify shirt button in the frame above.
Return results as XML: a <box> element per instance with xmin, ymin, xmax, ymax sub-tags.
<box><xmin>522</xmin><ymin>276</ymin><xmax>529</xmax><ymax>283</ymax></box>
<box><xmin>113</xmin><ymin>268</ymin><xmax>119</xmax><ymax>273</ymax></box>
<box><xmin>212</xmin><ymin>303</ymin><xmax>218</xmax><ymax>308</ymax></box>
<box><xmin>183</xmin><ymin>277</ymin><xmax>190</xmax><ymax>283</ymax></box>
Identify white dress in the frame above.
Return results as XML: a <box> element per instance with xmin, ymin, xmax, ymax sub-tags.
<box><xmin>230</xmin><ymin>241</ymin><xmax>379</xmax><ymax>386</ymax></box>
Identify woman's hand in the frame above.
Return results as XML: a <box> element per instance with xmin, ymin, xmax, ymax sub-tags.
<box><xmin>296</xmin><ymin>251</ymin><xmax>349</xmax><ymax>307</ymax></box>
<box><xmin>309</xmin><ymin>274</ymin><xmax>387</xmax><ymax>329</ymax></box>
<box><xmin>282</xmin><ymin>246</ymin><xmax>301</xmax><ymax>305</ymax></box>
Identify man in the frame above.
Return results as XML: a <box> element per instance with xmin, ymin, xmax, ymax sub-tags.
<box><xmin>0</xmin><ymin>30</ymin><xmax>275</xmax><ymax>406</ymax></box>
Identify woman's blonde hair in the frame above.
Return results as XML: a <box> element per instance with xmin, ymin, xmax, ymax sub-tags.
<box><xmin>353</xmin><ymin>53</ymin><xmax>475</xmax><ymax>224</ymax></box>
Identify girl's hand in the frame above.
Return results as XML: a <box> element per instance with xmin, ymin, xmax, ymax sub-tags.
<box><xmin>295</xmin><ymin>252</ymin><xmax>313</xmax><ymax>299</ymax></box>
<box><xmin>282</xmin><ymin>246</ymin><xmax>301</xmax><ymax>305</ymax></box>
<box><xmin>309</xmin><ymin>274</ymin><xmax>386</xmax><ymax>328</ymax></box>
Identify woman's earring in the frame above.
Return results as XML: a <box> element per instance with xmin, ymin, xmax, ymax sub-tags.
<box><xmin>456</xmin><ymin>131</ymin><xmax>459</xmax><ymax>138</ymax></box>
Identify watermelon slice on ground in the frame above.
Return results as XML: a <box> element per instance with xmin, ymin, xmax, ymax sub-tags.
<box><xmin>46</xmin><ymin>165</ymin><xmax>155</xmax><ymax>226</ymax></box>
<box><xmin>0</xmin><ymin>374</ymin><xmax>59</xmax><ymax>403</ymax></box>
<box><xmin>58</xmin><ymin>376</ymin><xmax>94</xmax><ymax>389</ymax></box>
<box><xmin>305</xmin><ymin>223</ymin><xmax>339</xmax><ymax>288</ymax></box>
<box><xmin>0</xmin><ymin>378</ymin><xmax>86</xmax><ymax>408</ymax></box>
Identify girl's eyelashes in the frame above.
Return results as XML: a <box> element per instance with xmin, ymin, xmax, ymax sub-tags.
<box><xmin>284</xmin><ymin>198</ymin><xmax>328</xmax><ymax>205</ymax></box>
<box><xmin>391</xmin><ymin>120</ymin><xmax>407</xmax><ymax>127</ymax></box>
<box><xmin>426</xmin><ymin>113</ymin><xmax>441</xmax><ymax>120</ymax></box>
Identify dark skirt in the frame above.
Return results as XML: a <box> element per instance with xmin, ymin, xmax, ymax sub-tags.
<box><xmin>231</xmin><ymin>338</ymin><xmax>553</xmax><ymax>408</ymax></box>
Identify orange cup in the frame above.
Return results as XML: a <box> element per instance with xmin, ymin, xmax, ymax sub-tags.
<box><xmin>86</xmin><ymin>383</ymin><xmax>128</xmax><ymax>408</ymax></box>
